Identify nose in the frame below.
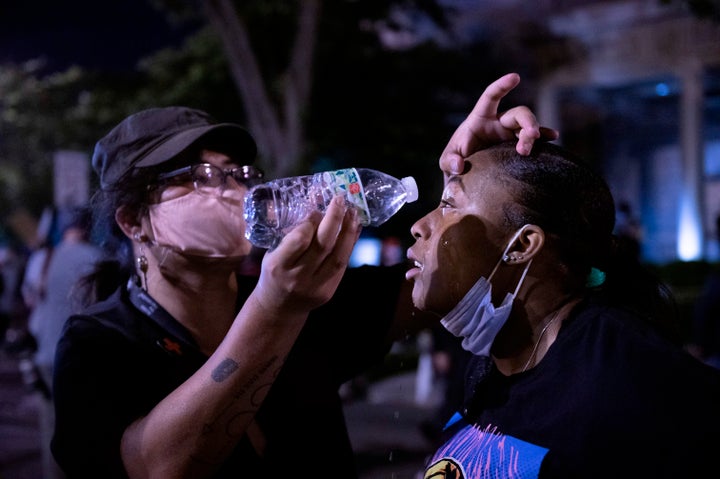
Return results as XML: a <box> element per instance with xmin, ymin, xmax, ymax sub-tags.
<box><xmin>223</xmin><ymin>169</ymin><xmax>252</xmax><ymax>191</ymax></box>
<box><xmin>410</xmin><ymin>214</ymin><xmax>430</xmax><ymax>240</ymax></box>
<box><xmin>218</xmin><ymin>173</ymin><xmax>250</xmax><ymax>200</ymax></box>
<box><xmin>224</xmin><ymin>173</ymin><xmax>242</xmax><ymax>190</ymax></box>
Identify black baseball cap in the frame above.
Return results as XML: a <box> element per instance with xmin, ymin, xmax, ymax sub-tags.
<box><xmin>92</xmin><ymin>106</ymin><xmax>257</xmax><ymax>189</ymax></box>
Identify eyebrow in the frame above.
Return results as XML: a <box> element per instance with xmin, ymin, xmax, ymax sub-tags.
<box><xmin>446</xmin><ymin>175</ymin><xmax>466</xmax><ymax>191</ymax></box>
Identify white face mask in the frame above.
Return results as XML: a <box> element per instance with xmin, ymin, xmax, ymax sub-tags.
<box><xmin>147</xmin><ymin>190</ymin><xmax>248</xmax><ymax>258</ymax></box>
<box><xmin>441</xmin><ymin>225</ymin><xmax>532</xmax><ymax>357</ymax></box>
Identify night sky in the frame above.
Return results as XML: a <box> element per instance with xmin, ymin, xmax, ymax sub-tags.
<box><xmin>0</xmin><ymin>0</ymin><xmax>198</xmax><ymax>73</ymax></box>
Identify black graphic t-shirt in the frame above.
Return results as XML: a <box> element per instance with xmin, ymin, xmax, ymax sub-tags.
<box><xmin>424</xmin><ymin>301</ymin><xmax>720</xmax><ymax>479</ymax></box>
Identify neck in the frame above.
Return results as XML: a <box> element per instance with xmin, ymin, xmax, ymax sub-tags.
<box><xmin>519</xmin><ymin>309</ymin><xmax>563</xmax><ymax>372</ymax></box>
<box><xmin>145</xmin><ymin>257</ymin><xmax>240</xmax><ymax>355</ymax></box>
<box><xmin>494</xmin><ymin>295</ymin><xmax>582</xmax><ymax>375</ymax></box>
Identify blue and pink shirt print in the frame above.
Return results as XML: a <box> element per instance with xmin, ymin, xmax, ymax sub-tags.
<box><xmin>424</xmin><ymin>414</ymin><xmax>548</xmax><ymax>479</ymax></box>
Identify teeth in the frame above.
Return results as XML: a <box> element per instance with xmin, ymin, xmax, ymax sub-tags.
<box><xmin>414</xmin><ymin>260</ymin><xmax>423</xmax><ymax>270</ymax></box>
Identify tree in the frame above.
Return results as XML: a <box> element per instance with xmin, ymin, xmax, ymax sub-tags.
<box><xmin>199</xmin><ymin>0</ymin><xmax>463</xmax><ymax>177</ymax></box>
<box><xmin>0</xmin><ymin>62</ymin><xmax>100</xmax><ymax>219</ymax></box>
<box><xmin>203</xmin><ymin>0</ymin><xmax>319</xmax><ymax>177</ymax></box>
<box><xmin>0</xmin><ymin>0</ymin><xmax>516</xmax><ymax>240</ymax></box>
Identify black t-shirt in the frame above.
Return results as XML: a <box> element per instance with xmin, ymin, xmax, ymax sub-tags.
<box><xmin>51</xmin><ymin>264</ymin><xmax>405</xmax><ymax>478</ymax></box>
<box><xmin>425</xmin><ymin>300</ymin><xmax>720</xmax><ymax>478</ymax></box>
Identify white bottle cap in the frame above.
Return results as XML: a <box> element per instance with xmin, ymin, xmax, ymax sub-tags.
<box><xmin>401</xmin><ymin>177</ymin><xmax>419</xmax><ymax>203</ymax></box>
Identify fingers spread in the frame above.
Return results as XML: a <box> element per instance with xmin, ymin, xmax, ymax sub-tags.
<box><xmin>539</xmin><ymin>126</ymin><xmax>560</xmax><ymax>141</ymax></box>
<box><xmin>470</xmin><ymin>72</ymin><xmax>521</xmax><ymax>118</ymax></box>
<box><xmin>439</xmin><ymin>72</ymin><xmax>562</xmax><ymax>174</ymax></box>
<box><xmin>499</xmin><ymin>106</ymin><xmax>539</xmax><ymax>133</ymax></box>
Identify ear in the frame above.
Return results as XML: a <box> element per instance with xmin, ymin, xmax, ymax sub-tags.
<box><xmin>115</xmin><ymin>205</ymin><xmax>146</xmax><ymax>242</ymax></box>
<box><xmin>503</xmin><ymin>224</ymin><xmax>544</xmax><ymax>264</ymax></box>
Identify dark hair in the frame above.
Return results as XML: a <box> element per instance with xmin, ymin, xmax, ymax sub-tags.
<box><xmin>486</xmin><ymin>141</ymin><xmax>680</xmax><ymax>344</ymax></box>
<box><xmin>75</xmin><ymin>159</ymin><xmax>184</xmax><ymax>307</ymax></box>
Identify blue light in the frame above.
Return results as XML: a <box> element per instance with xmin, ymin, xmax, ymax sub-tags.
<box><xmin>349</xmin><ymin>237</ymin><xmax>382</xmax><ymax>267</ymax></box>
<box><xmin>677</xmin><ymin>195</ymin><xmax>702</xmax><ymax>260</ymax></box>
<box><xmin>655</xmin><ymin>82</ymin><xmax>670</xmax><ymax>97</ymax></box>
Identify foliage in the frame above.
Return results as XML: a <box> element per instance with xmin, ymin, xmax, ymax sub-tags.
<box><xmin>0</xmin><ymin>0</ymin><xmax>550</xmax><ymax>242</ymax></box>
<box><xmin>0</xmin><ymin>28</ymin><xmax>243</xmax><ymax>224</ymax></box>
<box><xmin>89</xmin><ymin>27</ymin><xmax>245</xmax><ymax>124</ymax></box>
<box><xmin>0</xmin><ymin>62</ymin><xmax>103</xmax><ymax>218</ymax></box>
<box><xmin>0</xmin><ymin>1</ymin><xmax>460</xmax><ymax>223</ymax></box>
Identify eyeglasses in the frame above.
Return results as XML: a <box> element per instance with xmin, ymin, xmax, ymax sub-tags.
<box><xmin>155</xmin><ymin>163</ymin><xmax>265</xmax><ymax>195</ymax></box>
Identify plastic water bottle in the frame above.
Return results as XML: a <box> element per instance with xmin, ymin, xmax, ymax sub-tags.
<box><xmin>244</xmin><ymin>167</ymin><xmax>419</xmax><ymax>249</ymax></box>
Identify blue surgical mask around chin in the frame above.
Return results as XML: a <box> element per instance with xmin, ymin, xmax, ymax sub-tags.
<box><xmin>441</xmin><ymin>225</ymin><xmax>532</xmax><ymax>356</ymax></box>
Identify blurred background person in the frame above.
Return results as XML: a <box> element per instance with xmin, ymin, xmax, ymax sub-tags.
<box><xmin>21</xmin><ymin>206</ymin><xmax>59</xmax><ymax>330</ymax></box>
<box><xmin>0</xmin><ymin>234</ymin><xmax>31</xmax><ymax>355</ymax></box>
<box><xmin>22</xmin><ymin>206</ymin><xmax>104</xmax><ymax>479</ymax></box>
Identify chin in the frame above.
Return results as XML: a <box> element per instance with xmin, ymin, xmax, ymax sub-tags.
<box><xmin>412</xmin><ymin>286</ymin><xmax>441</xmax><ymax>314</ymax></box>
<box><xmin>411</xmin><ymin>286</ymin><xmax>427</xmax><ymax>312</ymax></box>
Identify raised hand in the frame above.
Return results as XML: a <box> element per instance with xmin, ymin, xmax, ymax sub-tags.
<box><xmin>440</xmin><ymin>73</ymin><xmax>559</xmax><ymax>176</ymax></box>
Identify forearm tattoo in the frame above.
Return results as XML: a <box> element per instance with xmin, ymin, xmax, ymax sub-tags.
<box><xmin>194</xmin><ymin>355</ymin><xmax>286</xmax><ymax>464</ymax></box>
<box><xmin>212</xmin><ymin>358</ymin><xmax>239</xmax><ymax>382</ymax></box>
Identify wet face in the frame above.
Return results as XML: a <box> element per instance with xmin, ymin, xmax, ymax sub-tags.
<box><xmin>406</xmin><ymin>150</ymin><xmax>513</xmax><ymax>315</ymax></box>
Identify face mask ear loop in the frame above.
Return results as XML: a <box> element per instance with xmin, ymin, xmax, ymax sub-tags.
<box><xmin>488</xmin><ymin>224</ymin><xmax>529</xmax><ymax>282</ymax></box>
<box><xmin>512</xmin><ymin>259</ymin><xmax>532</xmax><ymax>296</ymax></box>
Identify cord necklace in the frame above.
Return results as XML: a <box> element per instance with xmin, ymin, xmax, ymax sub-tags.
<box><xmin>521</xmin><ymin>309</ymin><xmax>562</xmax><ymax>372</ymax></box>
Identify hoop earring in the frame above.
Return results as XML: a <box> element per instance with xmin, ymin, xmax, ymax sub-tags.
<box><xmin>134</xmin><ymin>232</ymin><xmax>149</xmax><ymax>291</ymax></box>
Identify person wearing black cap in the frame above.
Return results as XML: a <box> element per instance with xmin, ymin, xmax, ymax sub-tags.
<box><xmin>50</xmin><ymin>73</ymin><xmax>555</xmax><ymax>478</ymax></box>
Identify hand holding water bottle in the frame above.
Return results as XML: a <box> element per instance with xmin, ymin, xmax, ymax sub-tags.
<box><xmin>244</xmin><ymin>167</ymin><xmax>418</xmax><ymax>249</ymax></box>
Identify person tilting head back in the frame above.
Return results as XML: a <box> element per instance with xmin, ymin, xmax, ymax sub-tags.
<box><xmin>406</xmin><ymin>140</ymin><xmax>720</xmax><ymax>478</ymax></box>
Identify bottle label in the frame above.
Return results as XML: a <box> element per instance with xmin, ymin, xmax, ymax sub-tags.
<box><xmin>324</xmin><ymin>168</ymin><xmax>371</xmax><ymax>225</ymax></box>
